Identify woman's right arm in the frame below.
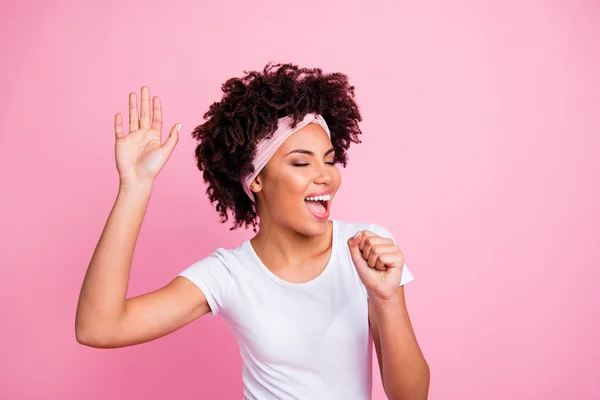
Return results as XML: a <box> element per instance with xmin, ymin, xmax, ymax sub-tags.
<box><xmin>75</xmin><ymin>86</ymin><xmax>210</xmax><ymax>348</ymax></box>
<box><xmin>75</xmin><ymin>180</ymin><xmax>211</xmax><ymax>348</ymax></box>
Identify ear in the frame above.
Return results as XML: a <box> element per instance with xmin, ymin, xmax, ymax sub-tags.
<box><xmin>249</xmin><ymin>174</ymin><xmax>263</xmax><ymax>194</ymax></box>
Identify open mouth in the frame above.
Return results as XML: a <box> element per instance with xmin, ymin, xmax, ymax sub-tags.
<box><xmin>304</xmin><ymin>194</ymin><xmax>331</xmax><ymax>215</ymax></box>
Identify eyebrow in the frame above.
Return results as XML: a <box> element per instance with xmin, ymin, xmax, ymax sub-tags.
<box><xmin>285</xmin><ymin>147</ymin><xmax>335</xmax><ymax>157</ymax></box>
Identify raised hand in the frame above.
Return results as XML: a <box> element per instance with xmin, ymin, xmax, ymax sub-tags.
<box><xmin>114</xmin><ymin>86</ymin><xmax>180</xmax><ymax>185</ymax></box>
<box><xmin>347</xmin><ymin>230</ymin><xmax>406</xmax><ymax>301</ymax></box>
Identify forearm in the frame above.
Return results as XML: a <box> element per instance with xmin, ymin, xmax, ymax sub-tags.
<box><xmin>75</xmin><ymin>180</ymin><xmax>153</xmax><ymax>340</ymax></box>
<box><xmin>371</xmin><ymin>295</ymin><xmax>430</xmax><ymax>400</ymax></box>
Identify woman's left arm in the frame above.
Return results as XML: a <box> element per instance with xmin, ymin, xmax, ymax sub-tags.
<box><xmin>369</xmin><ymin>288</ymin><xmax>430</xmax><ymax>400</ymax></box>
<box><xmin>348</xmin><ymin>230</ymin><xmax>430</xmax><ymax>400</ymax></box>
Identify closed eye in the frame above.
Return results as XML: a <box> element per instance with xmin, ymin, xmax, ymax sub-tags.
<box><xmin>292</xmin><ymin>162</ymin><xmax>336</xmax><ymax>167</ymax></box>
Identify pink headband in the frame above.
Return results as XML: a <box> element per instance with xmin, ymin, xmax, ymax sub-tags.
<box><xmin>242</xmin><ymin>112</ymin><xmax>331</xmax><ymax>202</ymax></box>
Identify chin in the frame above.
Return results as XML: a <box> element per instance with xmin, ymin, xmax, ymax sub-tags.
<box><xmin>300</xmin><ymin>218</ymin><xmax>330</xmax><ymax>236</ymax></box>
<box><xmin>275</xmin><ymin>201</ymin><xmax>331</xmax><ymax>236</ymax></box>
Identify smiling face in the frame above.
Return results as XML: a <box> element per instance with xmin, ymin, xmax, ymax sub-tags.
<box><xmin>249</xmin><ymin>122</ymin><xmax>342</xmax><ymax>236</ymax></box>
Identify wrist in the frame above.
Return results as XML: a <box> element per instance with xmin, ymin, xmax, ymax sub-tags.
<box><xmin>369</xmin><ymin>294</ymin><xmax>402</xmax><ymax>311</ymax></box>
<box><xmin>118</xmin><ymin>178</ymin><xmax>154</xmax><ymax>193</ymax></box>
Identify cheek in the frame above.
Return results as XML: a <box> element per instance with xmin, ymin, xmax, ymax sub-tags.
<box><xmin>332</xmin><ymin>167</ymin><xmax>342</xmax><ymax>189</ymax></box>
<box><xmin>267</xmin><ymin>171</ymin><xmax>310</xmax><ymax>209</ymax></box>
<box><xmin>277</xmin><ymin>169</ymin><xmax>311</xmax><ymax>192</ymax></box>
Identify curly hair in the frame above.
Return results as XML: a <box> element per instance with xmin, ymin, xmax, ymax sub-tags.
<box><xmin>192</xmin><ymin>62</ymin><xmax>363</xmax><ymax>232</ymax></box>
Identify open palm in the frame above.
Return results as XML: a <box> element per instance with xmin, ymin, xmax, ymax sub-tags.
<box><xmin>114</xmin><ymin>86</ymin><xmax>180</xmax><ymax>184</ymax></box>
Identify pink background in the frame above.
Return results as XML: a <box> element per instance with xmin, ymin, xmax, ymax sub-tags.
<box><xmin>1</xmin><ymin>0</ymin><xmax>599</xmax><ymax>399</ymax></box>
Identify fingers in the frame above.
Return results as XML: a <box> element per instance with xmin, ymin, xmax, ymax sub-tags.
<box><xmin>140</xmin><ymin>86</ymin><xmax>151</xmax><ymax>129</ymax></box>
<box><xmin>129</xmin><ymin>92</ymin><xmax>139</xmax><ymax>132</ymax></box>
<box><xmin>128</xmin><ymin>86</ymin><xmax>159</xmax><ymax>132</ymax></box>
<box><xmin>151</xmin><ymin>96</ymin><xmax>162</xmax><ymax>132</ymax></box>
<box><xmin>162</xmin><ymin>123</ymin><xmax>181</xmax><ymax>154</ymax></box>
<box><xmin>359</xmin><ymin>232</ymin><xmax>394</xmax><ymax>260</ymax></box>
<box><xmin>114</xmin><ymin>113</ymin><xmax>124</xmax><ymax>139</ymax></box>
<box><xmin>366</xmin><ymin>244</ymin><xmax>399</xmax><ymax>270</ymax></box>
<box><xmin>348</xmin><ymin>230</ymin><xmax>403</xmax><ymax>272</ymax></box>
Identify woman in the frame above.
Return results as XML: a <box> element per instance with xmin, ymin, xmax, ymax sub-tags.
<box><xmin>75</xmin><ymin>63</ymin><xmax>430</xmax><ymax>399</ymax></box>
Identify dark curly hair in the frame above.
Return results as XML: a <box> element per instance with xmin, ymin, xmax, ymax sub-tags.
<box><xmin>192</xmin><ymin>62</ymin><xmax>363</xmax><ymax>232</ymax></box>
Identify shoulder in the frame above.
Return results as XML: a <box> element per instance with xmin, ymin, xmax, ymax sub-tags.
<box><xmin>211</xmin><ymin>239</ymin><xmax>250</xmax><ymax>260</ymax></box>
<box><xmin>183</xmin><ymin>240</ymin><xmax>249</xmax><ymax>275</ymax></box>
<box><xmin>334</xmin><ymin>219</ymin><xmax>371</xmax><ymax>240</ymax></box>
<box><xmin>334</xmin><ymin>219</ymin><xmax>395</xmax><ymax>241</ymax></box>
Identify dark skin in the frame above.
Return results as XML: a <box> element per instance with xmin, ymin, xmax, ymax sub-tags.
<box><xmin>355</xmin><ymin>232</ymin><xmax>430</xmax><ymax>399</ymax></box>
<box><xmin>78</xmin><ymin>84</ymin><xmax>428</xmax><ymax>399</ymax></box>
<box><xmin>191</xmin><ymin>62</ymin><xmax>364</xmax><ymax>232</ymax></box>
<box><xmin>249</xmin><ymin>122</ymin><xmax>430</xmax><ymax>399</ymax></box>
<box><xmin>248</xmin><ymin>122</ymin><xmax>340</xmax><ymax>280</ymax></box>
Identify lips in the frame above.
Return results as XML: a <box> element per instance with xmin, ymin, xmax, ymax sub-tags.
<box><xmin>305</xmin><ymin>189</ymin><xmax>332</xmax><ymax>198</ymax></box>
<box><xmin>304</xmin><ymin>194</ymin><xmax>331</xmax><ymax>221</ymax></box>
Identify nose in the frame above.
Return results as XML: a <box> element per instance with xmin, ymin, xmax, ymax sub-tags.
<box><xmin>313</xmin><ymin>162</ymin><xmax>332</xmax><ymax>185</ymax></box>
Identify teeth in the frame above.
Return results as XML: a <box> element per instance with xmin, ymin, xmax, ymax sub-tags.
<box><xmin>304</xmin><ymin>194</ymin><xmax>331</xmax><ymax>202</ymax></box>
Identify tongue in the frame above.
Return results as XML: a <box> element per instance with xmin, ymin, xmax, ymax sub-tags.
<box><xmin>305</xmin><ymin>200</ymin><xmax>326</xmax><ymax>214</ymax></box>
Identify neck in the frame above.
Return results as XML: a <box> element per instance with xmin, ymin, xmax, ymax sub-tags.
<box><xmin>250</xmin><ymin>219</ymin><xmax>333</xmax><ymax>270</ymax></box>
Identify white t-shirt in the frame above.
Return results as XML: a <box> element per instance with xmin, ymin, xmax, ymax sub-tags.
<box><xmin>177</xmin><ymin>219</ymin><xmax>414</xmax><ymax>400</ymax></box>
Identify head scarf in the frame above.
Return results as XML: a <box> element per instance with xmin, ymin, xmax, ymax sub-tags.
<box><xmin>242</xmin><ymin>112</ymin><xmax>331</xmax><ymax>202</ymax></box>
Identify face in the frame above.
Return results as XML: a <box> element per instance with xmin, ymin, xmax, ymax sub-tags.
<box><xmin>250</xmin><ymin>122</ymin><xmax>342</xmax><ymax>236</ymax></box>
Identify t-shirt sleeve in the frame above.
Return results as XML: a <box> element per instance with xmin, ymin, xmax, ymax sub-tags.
<box><xmin>368</xmin><ymin>223</ymin><xmax>415</xmax><ymax>287</ymax></box>
<box><xmin>177</xmin><ymin>248</ymin><xmax>232</xmax><ymax>317</ymax></box>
